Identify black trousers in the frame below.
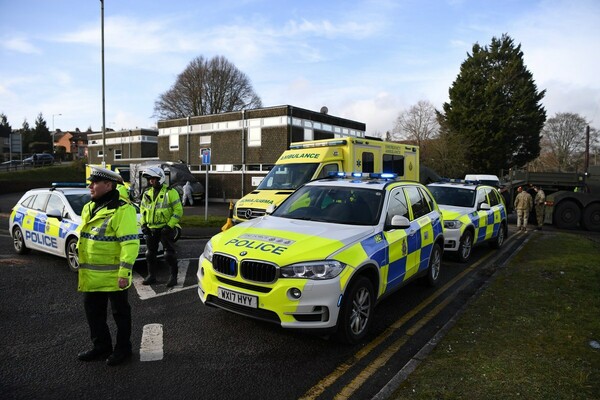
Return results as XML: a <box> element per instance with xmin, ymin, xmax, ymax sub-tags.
<box><xmin>145</xmin><ymin>227</ymin><xmax>178</xmax><ymax>271</ymax></box>
<box><xmin>83</xmin><ymin>290</ymin><xmax>131</xmax><ymax>354</ymax></box>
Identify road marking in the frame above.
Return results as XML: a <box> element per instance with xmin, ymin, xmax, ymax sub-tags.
<box><xmin>133</xmin><ymin>259</ymin><xmax>196</xmax><ymax>300</ymax></box>
<box><xmin>140</xmin><ymin>323</ymin><xmax>163</xmax><ymax>362</ymax></box>
<box><xmin>300</xmin><ymin>234</ymin><xmax>519</xmax><ymax>400</ymax></box>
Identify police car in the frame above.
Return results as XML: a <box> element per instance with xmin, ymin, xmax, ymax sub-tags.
<box><xmin>427</xmin><ymin>180</ymin><xmax>507</xmax><ymax>262</ymax></box>
<box><xmin>9</xmin><ymin>185</ymin><xmax>152</xmax><ymax>272</ymax></box>
<box><xmin>198</xmin><ymin>173</ymin><xmax>444</xmax><ymax>343</ymax></box>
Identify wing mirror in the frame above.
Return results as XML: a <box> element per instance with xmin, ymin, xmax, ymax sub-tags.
<box><xmin>389</xmin><ymin>215</ymin><xmax>411</xmax><ymax>229</ymax></box>
<box><xmin>266</xmin><ymin>205</ymin><xmax>276</xmax><ymax>215</ymax></box>
<box><xmin>478</xmin><ymin>202</ymin><xmax>491</xmax><ymax>211</ymax></box>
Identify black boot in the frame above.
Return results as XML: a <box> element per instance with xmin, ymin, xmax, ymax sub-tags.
<box><xmin>166</xmin><ymin>265</ymin><xmax>178</xmax><ymax>287</ymax></box>
<box><xmin>142</xmin><ymin>275</ymin><xmax>156</xmax><ymax>285</ymax></box>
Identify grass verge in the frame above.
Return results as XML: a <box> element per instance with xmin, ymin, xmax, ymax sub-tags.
<box><xmin>392</xmin><ymin>232</ymin><xmax>600</xmax><ymax>399</ymax></box>
<box><xmin>179</xmin><ymin>215</ymin><xmax>227</xmax><ymax>228</ymax></box>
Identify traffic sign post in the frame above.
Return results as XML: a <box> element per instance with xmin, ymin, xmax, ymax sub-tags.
<box><xmin>201</xmin><ymin>148</ymin><xmax>211</xmax><ymax>220</ymax></box>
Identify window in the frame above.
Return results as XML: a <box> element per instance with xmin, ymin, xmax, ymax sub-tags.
<box><xmin>362</xmin><ymin>152</ymin><xmax>374</xmax><ymax>173</ymax></box>
<box><xmin>405</xmin><ymin>186</ymin><xmax>429</xmax><ymax>219</ymax></box>
<box><xmin>169</xmin><ymin>133</ymin><xmax>179</xmax><ymax>150</ymax></box>
<box><xmin>486</xmin><ymin>188</ymin><xmax>501</xmax><ymax>206</ymax></box>
<box><xmin>114</xmin><ymin>149</ymin><xmax>122</xmax><ymax>160</ymax></box>
<box><xmin>199</xmin><ymin>136</ymin><xmax>211</xmax><ymax>144</ymax></box>
<box><xmin>317</xmin><ymin>163</ymin><xmax>339</xmax><ymax>179</ymax></box>
<box><xmin>97</xmin><ymin>150</ymin><xmax>104</xmax><ymax>157</ymax></box>
<box><xmin>476</xmin><ymin>189</ymin><xmax>487</xmax><ymax>209</ymax></box>
<box><xmin>419</xmin><ymin>187</ymin><xmax>435</xmax><ymax>213</ymax></box>
<box><xmin>46</xmin><ymin>195</ymin><xmax>65</xmax><ymax>217</ymax></box>
<box><xmin>32</xmin><ymin>193</ymin><xmax>49</xmax><ymax>211</ymax></box>
<box><xmin>383</xmin><ymin>154</ymin><xmax>405</xmax><ymax>176</ymax></box>
<box><xmin>248</xmin><ymin>127</ymin><xmax>261</xmax><ymax>147</ymax></box>
<box><xmin>304</xmin><ymin>128</ymin><xmax>313</xmax><ymax>141</ymax></box>
<box><xmin>386</xmin><ymin>188</ymin><xmax>409</xmax><ymax>224</ymax></box>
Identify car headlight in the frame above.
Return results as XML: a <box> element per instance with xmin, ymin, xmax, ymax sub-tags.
<box><xmin>202</xmin><ymin>240</ymin><xmax>213</xmax><ymax>262</ymax></box>
<box><xmin>444</xmin><ymin>220</ymin><xmax>463</xmax><ymax>229</ymax></box>
<box><xmin>280</xmin><ymin>260</ymin><xmax>345</xmax><ymax>280</ymax></box>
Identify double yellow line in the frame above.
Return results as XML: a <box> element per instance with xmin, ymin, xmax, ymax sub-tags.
<box><xmin>301</xmin><ymin>235</ymin><xmax>518</xmax><ymax>400</ymax></box>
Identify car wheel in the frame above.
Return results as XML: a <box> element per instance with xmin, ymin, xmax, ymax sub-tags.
<box><xmin>336</xmin><ymin>276</ymin><xmax>374</xmax><ymax>344</ymax></box>
<box><xmin>12</xmin><ymin>227</ymin><xmax>30</xmax><ymax>255</ymax></box>
<box><xmin>489</xmin><ymin>222</ymin><xmax>506</xmax><ymax>249</ymax></box>
<box><xmin>424</xmin><ymin>243</ymin><xmax>442</xmax><ymax>286</ymax></box>
<box><xmin>66</xmin><ymin>237</ymin><xmax>80</xmax><ymax>272</ymax></box>
<box><xmin>457</xmin><ymin>231</ymin><xmax>473</xmax><ymax>263</ymax></box>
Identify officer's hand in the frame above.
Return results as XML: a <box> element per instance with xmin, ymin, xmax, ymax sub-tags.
<box><xmin>141</xmin><ymin>224</ymin><xmax>151</xmax><ymax>236</ymax></box>
<box><xmin>118</xmin><ymin>277</ymin><xmax>128</xmax><ymax>289</ymax></box>
<box><xmin>161</xmin><ymin>225</ymin><xmax>174</xmax><ymax>238</ymax></box>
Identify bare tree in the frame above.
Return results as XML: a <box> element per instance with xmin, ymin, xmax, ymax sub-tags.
<box><xmin>154</xmin><ymin>55</ymin><xmax>262</xmax><ymax>119</ymax></box>
<box><xmin>393</xmin><ymin>100</ymin><xmax>439</xmax><ymax>150</ymax></box>
<box><xmin>541</xmin><ymin>112</ymin><xmax>589</xmax><ymax>171</ymax></box>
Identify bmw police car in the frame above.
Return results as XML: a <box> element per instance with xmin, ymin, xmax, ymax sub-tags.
<box><xmin>198</xmin><ymin>173</ymin><xmax>444</xmax><ymax>343</ymax></box>
<box><xmin>9</xmin><ymin>185</ymin><xmax>152</xmax><ymax>272</ymax></box>
<box><xmin>427</xmin><ymin>180</ymin><xmax>507</xmax><ymax>262</ymax></box>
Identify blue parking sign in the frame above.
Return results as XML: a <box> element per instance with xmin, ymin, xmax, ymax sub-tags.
<box><xmin>201</xmin><ymin>148</ymin><xmax>211</xmax><ymax>165</ymax></box>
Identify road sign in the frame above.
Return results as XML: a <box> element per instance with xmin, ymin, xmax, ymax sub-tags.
<box><xmin>201</xmin><ymin>148</ymin><xmax>211</xmax><ymax>165</ymax></box>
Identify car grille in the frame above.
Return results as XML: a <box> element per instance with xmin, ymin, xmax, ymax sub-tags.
<box><xmin>240</xmin><ymin>260</ymin><xmax>277</xmax><ymax>283</ymax></box>
<box><xmin>212</xmin><ymin>254</ymin><xmax>277</xmax><ymax>283</ymax></box>
<box><xmin>235</xmin><ymin>208</ymin><xmax>266</xmax><ymax>220</ymax></box>
<box><xmin>213</xmin><ymin>254</ymin><xmax>238</xmax><ymax>277</ymax></box>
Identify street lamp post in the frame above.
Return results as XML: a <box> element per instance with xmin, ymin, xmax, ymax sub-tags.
<box><xmin>52</xmin><ymin>113</ymin><xmax>62</xmax><ymax>151</ymax></box>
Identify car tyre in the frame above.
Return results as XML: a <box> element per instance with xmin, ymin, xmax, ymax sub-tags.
<box><xmin>66</xmin><ymin>237</ymin><xmax>80</xmax><ymax>272</ymax></box>
<box><xmin>336</xmin><ymin>276</ymin><xmax>374</xmax><ymax>344</ymax></box>
<box><xmin>423</xmin><ymin>243</ymin><xmax>442</xmax><ymax>286</ymax></box>
<box><xmin>457</xmin><ymin>231</ymin><xmax>473</xmax><ymax>263</ymax></box>
<box><xmin>12</xmin><ymin>227</ymin><xmax>30</xmax><ymax>255</ymax></box>
<box><xmin>489</xmin><ymin>222</ymin><xmax>506</xmax><ymax>249</ymax></box>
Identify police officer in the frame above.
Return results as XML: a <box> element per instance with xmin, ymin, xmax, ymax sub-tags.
<box><xmin>77</xmin><ymin>166</ymin><xmax>140</xmax><ymax>366</ymax></box>
<box><xmin>140</xmin><ymin>166</ymin><xmax>183</xmax><ymax>287</ymax></box>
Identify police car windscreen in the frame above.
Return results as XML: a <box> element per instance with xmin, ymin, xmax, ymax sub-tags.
<box><xmin>273</xmin><ymin>186</ymin><xmax>383</xmax><ymax>225</ymax></box>
<box><xmin>428</xmin><ymin>186</ymin><xmax>475</xmax><ymax>208</ymax></box>
<box><xmin>66</xmin><ymin>193</ymin><xmax>91</xmax><ymax>216</ymax></box>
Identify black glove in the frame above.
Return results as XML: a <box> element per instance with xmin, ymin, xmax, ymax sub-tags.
<box><xmin>161</xmin><ymin>225</ymin><xmax>174</xmax><ymax>239</ymax></box>
<box><xmin>141</xmin><ymin>224</ymin><xmax>151</xmax><ymax>236</ymax></box>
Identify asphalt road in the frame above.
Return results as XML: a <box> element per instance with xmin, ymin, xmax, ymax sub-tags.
<box><xmin>0</xmin><ymin>204</ymin><xmax>531</xmax><ymax>400</ymax></box>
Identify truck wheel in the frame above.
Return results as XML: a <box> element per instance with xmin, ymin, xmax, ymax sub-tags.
<box><xmin>582</xmin><ymin>203</ymin><xmax>600</xmax><ymax>232</ymax></box>
<box><xmin>554</xmin><ymin>200</ymin><xmax>581</xmax><ymax>230</ymax></box>
<box><xmin>336</xmin><ymin>276</ymin><xmax>374</xmax><ymax>344</ymax></box>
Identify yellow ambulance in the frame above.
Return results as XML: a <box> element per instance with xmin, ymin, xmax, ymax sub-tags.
<box><xmin>234</xmin><ymin>138</ymin><xmax>419</xmax><ymax>222</ymax></box>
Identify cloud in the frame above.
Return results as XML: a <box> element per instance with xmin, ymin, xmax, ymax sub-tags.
<box><xmin>2</xmin><ymin>36</ymin><xmax>41</xmax><ymax>54</ymax></box>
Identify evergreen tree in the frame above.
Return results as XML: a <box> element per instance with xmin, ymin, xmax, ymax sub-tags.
<box><xmin>20</xmin><ymin>119</ymin><xmax>32</xmax><ymax>153</ymax></box>
<box><xmin>442</xmin><ymin>34</ymin><xmax>546</xmax><ymax>174</ymax></box>
<box><xmin>0</xmin><ymin>113</ymin><xmax>12</xmax><ymax>138</ymax></box>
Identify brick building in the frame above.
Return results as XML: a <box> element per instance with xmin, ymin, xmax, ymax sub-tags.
<box><xmin>87</xmin><ymin>128</ymin><xmax>159</xmax><ymax>164</ymax></box>
<box><xmin>157</xmin><ymin>105</ymin><xmax>366</xmax><ymax>202</ymax></box>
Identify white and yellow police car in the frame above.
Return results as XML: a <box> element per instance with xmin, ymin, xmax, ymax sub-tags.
<box><xmin>427</xmin><ymin>180</ymin><xmax>507</xmax><ymax>262</ymax></box>
<box><xmin>9</xmin><ymin>185</ymin><xmax>152</xmax><ymax>272</ymax></box>
<box><xmin>198</xmin><ymin>173</ymin><xmax>444</xmax><ymax>343</ymax></box>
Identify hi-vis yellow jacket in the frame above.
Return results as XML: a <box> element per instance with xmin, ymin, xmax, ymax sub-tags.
<box><xmin>140</xmin><ymin>184</ymin><xmax>183</xmax><ymax>229</ymax></box>
<box><xmin>77</xmin><ymin>191</ymin><xmax>140</xmax><ymax>292</ymax></box>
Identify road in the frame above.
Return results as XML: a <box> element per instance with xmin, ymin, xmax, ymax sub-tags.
<box><xmin>0</xmin><ymin>216</ymin><xmax>530</xmax><ymax>399</ymax></box>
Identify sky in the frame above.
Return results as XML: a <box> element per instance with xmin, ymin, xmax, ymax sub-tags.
<box><xmin>1</xmin><ymin>0</ymin><xmax>599</xmax><ymax>137</ymax></box>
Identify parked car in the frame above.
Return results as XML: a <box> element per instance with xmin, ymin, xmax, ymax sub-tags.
<box><xmin>427</xmin><ymin>180</ymin><xmax>507</xmax><ymax>262</ymax></box>
<box><xmin>9</xmin><ymin>185</ymin><xmax>158</xmax><ymax>272</ymax></box>
<box><xmin>22</xmin><ymin>153</ymin><xmax>54</xmax><ymax>166</ymax></box>
<box><xmin>197</xmin><ymin>172</ymin><xmax>444</xmax><ymax>343</ymax></box>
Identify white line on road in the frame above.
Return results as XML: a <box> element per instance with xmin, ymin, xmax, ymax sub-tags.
<box><xmin>140</xmin><ymin>323</ymin><xmax>163</xmax><ymax>362</ymax></box>
<box><xmin>133</xmin><ymin>259</ymin><xmax>195</xmax><ymax>300</ymax></box>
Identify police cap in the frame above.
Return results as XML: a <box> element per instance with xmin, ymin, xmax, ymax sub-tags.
<box><xmin>87</xmin><ymin>166</ymin><xmax>123</xmax><ymax>183</ymax></box>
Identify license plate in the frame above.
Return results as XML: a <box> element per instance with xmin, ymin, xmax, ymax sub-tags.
<box><xmin>218</xmin><ymin>287</ymin><xmax>257</xmax><ymax>308</ymax></box>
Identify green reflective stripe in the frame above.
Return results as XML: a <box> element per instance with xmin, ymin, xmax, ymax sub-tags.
<box><xmin>80</xmin><ymin>263</ymin><xmax>119</xmax><ymax>271</ymax></box>
<box><xmin>120</xmin><ymin>262</ymin><xmax>134</xmax><ymax>270</ymax></box>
